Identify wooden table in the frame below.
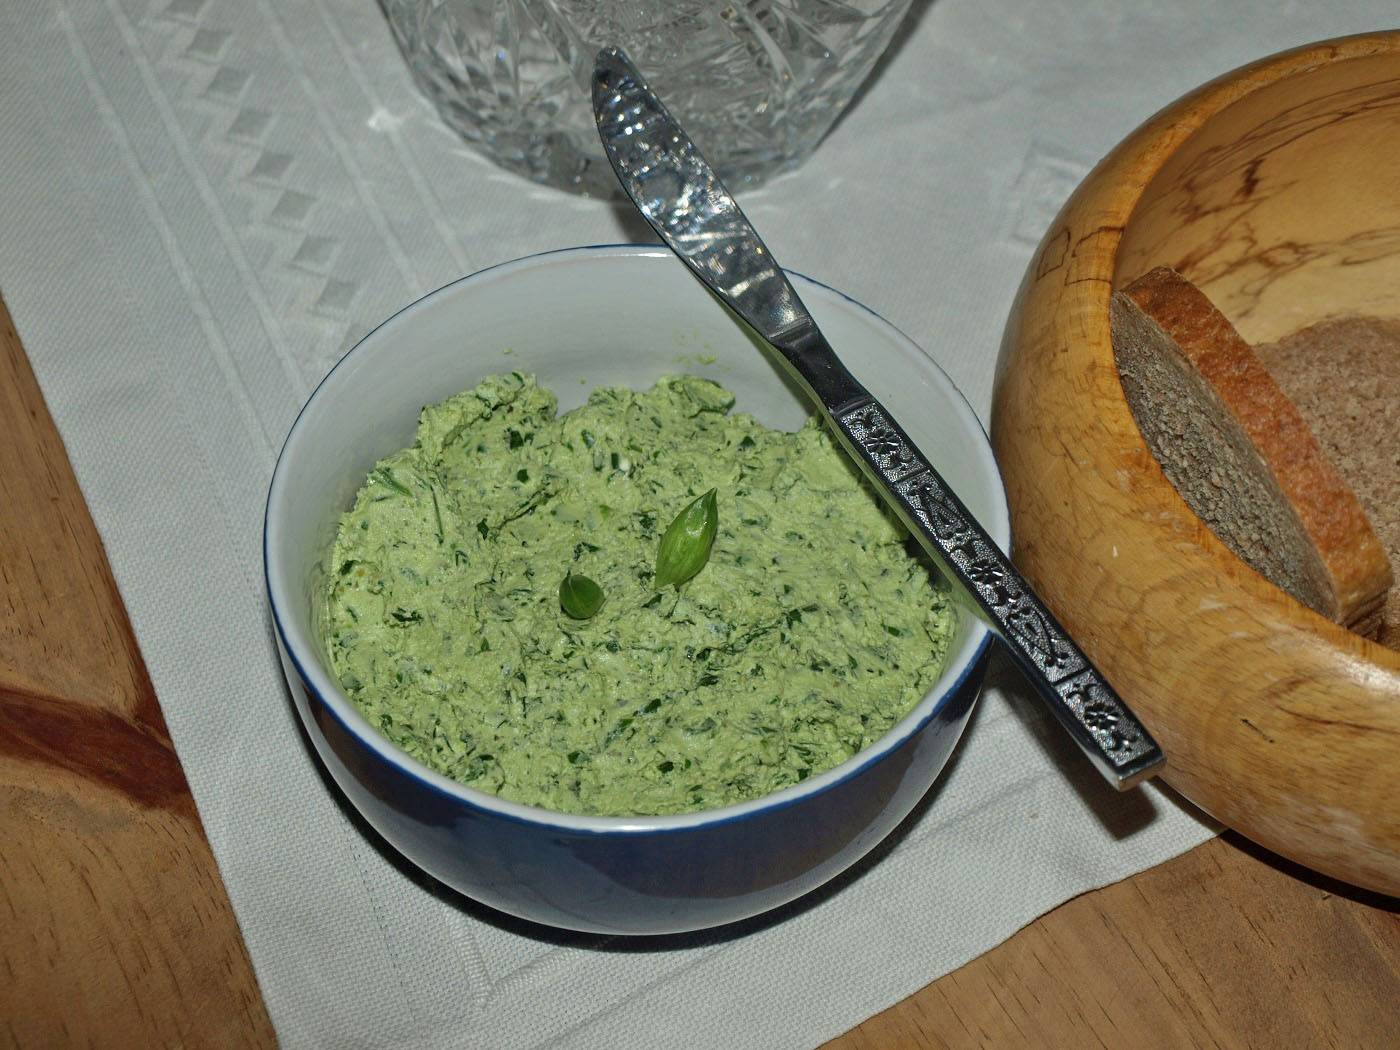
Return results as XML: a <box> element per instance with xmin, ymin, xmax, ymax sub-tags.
<box><xmin>2</xmin><ymin>294</ymin><xmax>1395</xmax><ymax>1048</ymax></box>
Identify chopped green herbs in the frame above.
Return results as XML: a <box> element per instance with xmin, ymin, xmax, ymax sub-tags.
<box><xmin>372</xmin><ymin>467</ymin><xmax>412</xmax><ymax>497</ymax></box>
<box><xmin>430</xmin><ymin>488</ymin><xmax>444</xmax><ymax>544</ymax></box>
<box><xmin>325</xmin><ymin>373</ymin><xmax>955</xmax><ymax>816</ymax></box>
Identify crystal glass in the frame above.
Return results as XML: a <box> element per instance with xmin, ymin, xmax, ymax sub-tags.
<box><xmin>379</xmin><ymin>0</ymin><xmax>915</xmax><ymax>196</ymax></box>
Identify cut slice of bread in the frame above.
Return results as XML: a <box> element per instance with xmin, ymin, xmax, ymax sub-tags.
<box><xmin>1257</xmin><ymin>316</ymin><xmax>1400</xmax><ymax>648</ymax></box>
<box><xmin>1110</xmin><ymin>267</ymin><xmax>1393</xmax><ymax>636</ymax></box>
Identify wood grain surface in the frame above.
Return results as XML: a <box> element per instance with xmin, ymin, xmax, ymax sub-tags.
<box><xmin>1</xmin><ymin>286</ymin><xmax>1395</xmax><ymax>1048</ymax></box>
<box><xmin>0</xmin><ymin>295</ymin><xmax>275</xmax><ymax>1048</ymax></box>
<box><xmin>830</xmin><ymin>833</ymin><xmax>1399</xmax><ymax>1050</ymax></box>
<box><xmin>992</xmin><ymin>34</ymin><xmax>1400</xmax><ymax>895</ymax></box>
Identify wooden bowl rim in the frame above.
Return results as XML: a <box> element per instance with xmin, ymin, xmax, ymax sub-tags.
<box><xmin>1091</xmin><ymin>29</ymin><xmax>1400</xmax><ymax>675</ymax></box>
<box><xmin>995</xmin><ymin>28</ymin><xmax>1400</xmax><ymax>894</ymax></box>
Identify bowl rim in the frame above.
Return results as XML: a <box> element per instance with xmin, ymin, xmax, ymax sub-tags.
<box><xmin>994</xmin><ymin>32</ymin><xmax>1400</xmax><ymax>895</ymax></box>
<box><xmin>265</xmin><ymin>243</ymin><xmax>1007</xmax><ymax>836</ymax></box>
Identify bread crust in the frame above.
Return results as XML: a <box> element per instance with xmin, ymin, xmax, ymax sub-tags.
<box><xmin>1121</xmin><ymin>267</ymin><xmax>1392</xmax><ymax>634</ymax></box>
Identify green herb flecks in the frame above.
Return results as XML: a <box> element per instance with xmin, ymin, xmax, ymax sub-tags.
<box><xmin>372</xmin><ymin>467</ymin><xmax>413</xmax><ymax>497</ymax></box>
<box><xmin>430</xmin><ymin>487</ymin><xmax>444</xmax><ymax>544</ymax></box>
<box><xmin>324</xmin><ymin>374</ymin><xmax>958</xmax><ymax>818</ymax></box>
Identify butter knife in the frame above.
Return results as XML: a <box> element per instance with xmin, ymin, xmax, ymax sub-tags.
<box><xmin>591</xmin><ymin>48</ymin><xmax>1164</xmax><ymax>789</ymax></box>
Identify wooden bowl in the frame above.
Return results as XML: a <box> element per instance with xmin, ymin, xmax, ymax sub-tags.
<box><xmin>993</xmin><ymin>32</ymin><xmax>1400</xmax><ymax>895</ymax></box>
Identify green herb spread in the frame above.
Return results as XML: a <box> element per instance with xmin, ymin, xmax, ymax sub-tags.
<box><xmin>324</xmin><ymin>373</ymin><xmax>955</xmax><ymax>815</ymax></box>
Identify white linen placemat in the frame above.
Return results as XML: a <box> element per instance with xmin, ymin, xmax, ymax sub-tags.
<box><xmin>2</xmin><ymin>1</ymin><xmax>1385</xmax><ymax>1046</ymax></box>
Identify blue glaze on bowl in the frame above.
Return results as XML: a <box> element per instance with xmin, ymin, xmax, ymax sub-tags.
<box><xmin>276</xmin><ymin>631</ymin><xmax>987</xmax><ymax>935</ymax></box>
<box><xmin>265</xmin><ymin>245</ymin><xmax>1007</xmax><ymax>935</ymax></box>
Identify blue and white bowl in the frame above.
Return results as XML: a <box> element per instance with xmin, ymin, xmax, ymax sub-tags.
<box><xmin>264</xmin><ymin>246</ymin><xmax>1008</xmax><ymax>935</ymax></box>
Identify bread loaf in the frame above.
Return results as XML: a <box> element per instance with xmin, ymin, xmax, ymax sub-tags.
<box><xmin>1110</xmin><ymin>267</ymin><xmax>1392</xmax><ymax>636</ymax></box>
<box><xmin>1257</xmin><ymin>317</ymin><xmax>1400</xmax><ymax>647</ymax></box>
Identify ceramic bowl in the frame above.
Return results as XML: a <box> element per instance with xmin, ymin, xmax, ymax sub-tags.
<box><xmin>994</xmin><ymin>33</ymin><xmax>1400</xmax><ymax>894</ymax></box>
<box><xmin>265</xmin><ymin>245</ymin><xmax>1008</xmax><ymax>934</ymax></box>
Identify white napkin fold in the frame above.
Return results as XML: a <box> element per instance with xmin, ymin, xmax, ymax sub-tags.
<box><xmin>6</xmin><ymin>0</ymin><xmax>1384</xmax><ymax>1045</ymax></box>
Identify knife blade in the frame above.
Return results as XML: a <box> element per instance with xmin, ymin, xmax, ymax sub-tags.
<box><xmin>592</xmin><ymin>47</ymin><xmax>1165</xmax><ymax>789</ymax></box>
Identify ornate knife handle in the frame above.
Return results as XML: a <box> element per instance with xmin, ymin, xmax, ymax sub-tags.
<box><xmin>591</xmin><ymin>45</ymin><xmax>1164</xmax><ymax>790</ymax></box>
<box><xmin>835</xmin><ymin>398</ymin><xmax>1165</xmax><ymax>789</ymax></box>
